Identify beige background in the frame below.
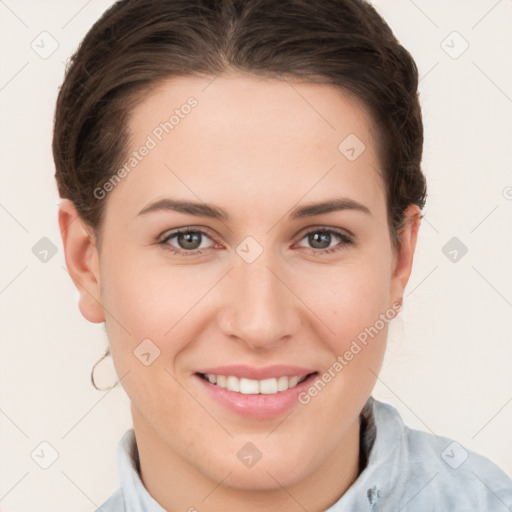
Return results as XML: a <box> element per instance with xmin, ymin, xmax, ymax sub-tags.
<box><xmin>1</xmin><ymin>0</ymin><xmax>511</xmax><ymax>510</ymax></box>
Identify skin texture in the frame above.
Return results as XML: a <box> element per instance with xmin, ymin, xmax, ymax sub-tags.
<box><xmin>58</xmin><ymin>72</ymin><xmax>420</xmax><ymax>511</ymax></box>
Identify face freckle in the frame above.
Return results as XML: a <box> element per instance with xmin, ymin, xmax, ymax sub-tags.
<box><xmin>90</xmin><ymin>72</ymin><xmax>413</xmax><ymax>501</ymax></box>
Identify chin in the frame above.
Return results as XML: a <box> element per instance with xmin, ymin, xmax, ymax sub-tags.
<box><xmin>205</xmin><ymin>458</ymin><xmax>307</xmax><ymax>491</ymax></box>
<box><xmin>225</xmin><ymin>473</ymin><xmax>299</xmax><ymax>492</ymax></box>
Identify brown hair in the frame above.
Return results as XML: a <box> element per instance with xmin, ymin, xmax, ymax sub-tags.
<box><xmin>53</xmin><ymin>0</ymin><xmax>426</xmax><ymax>252</ymax></box>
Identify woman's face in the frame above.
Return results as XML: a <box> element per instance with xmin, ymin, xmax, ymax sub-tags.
<box><xmin>60</xmin><ymin>72</ymin><xmax>419</xmax><ymax>495</ymax></box>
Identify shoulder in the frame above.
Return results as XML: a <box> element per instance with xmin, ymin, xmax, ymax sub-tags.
<box><xmin>95</xmin><ymin>488</ymin><xmax>125</xmax><ymax>512</ymax></box>
<box><xmin>407</xmin><ymin>426</ymin><xmax>512</xmax><ymax>507</ymax></box>
<box><xmin>373</xmin><ymin>399</ymin><xmax>512</xmax><ymax>509</ymax></box>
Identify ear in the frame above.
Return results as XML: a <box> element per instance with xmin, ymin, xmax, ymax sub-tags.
<box><xmin>389</xmin><ymin>204</ymin><xmax>422</xmax><ymax>306</ymax></box>
<box><xmin>58</xmin><ymin>199</ymin><xmax>105</xmax><ymax>323</ymax></box>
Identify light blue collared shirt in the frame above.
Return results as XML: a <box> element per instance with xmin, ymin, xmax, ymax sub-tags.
<box><xmin>96</xmin><ymin>397</ymin><xmax>512</xmax><ymax>511</ymax></box>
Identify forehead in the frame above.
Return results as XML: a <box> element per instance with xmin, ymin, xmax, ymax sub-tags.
<box><xmin>106</xmin><ymin>73</ymin><xmax>386</xmax><ymax>222</ymax></box>
<box><xmin>129</xmin><ymin>72</ymin><xmax>379</xmax><ymax>151</ymax></box>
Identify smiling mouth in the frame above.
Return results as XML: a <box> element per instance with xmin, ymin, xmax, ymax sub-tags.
<box><xmin>196</xmin><ymin>372</ymin><xmax>318</xmax><ymax>395</ymax></box>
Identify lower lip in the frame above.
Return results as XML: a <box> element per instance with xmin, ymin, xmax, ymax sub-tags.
<box><xmin>194</xmin><ymin>373</ymin><xmax>318</xmax><ymax>420</ymax></box>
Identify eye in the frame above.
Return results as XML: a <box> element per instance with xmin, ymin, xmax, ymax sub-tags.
<box><xmin>159</xmin><ymin>227</ymin><xmax>215</xmax><ymax>256</ymax></box>
<box><xmin>295</xmin><ymin>227</ymin><xmax>354</xmax><ymax>255</ymax></box>
<box><xmin>158</xmin><ymin>225</ymin><xmax>354</xmax><ymax>257</ymax></box>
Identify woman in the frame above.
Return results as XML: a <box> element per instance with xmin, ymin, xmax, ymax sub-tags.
<box><xmin>53</xmin><ymin>0</ymin><xmax>512</xmax><ymax>510</ymax></box>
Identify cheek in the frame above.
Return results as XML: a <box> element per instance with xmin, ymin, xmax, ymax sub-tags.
<box><xmin>99</xmin><ymin>258</ymin><xmax>199</xmax><ymax>421</ymax></box>
<box><xmin>100</xmin><ymin>248</ymin><xmax>205</xmax><ymax>337</ymax></box>
<box><xmin>293</xmin><ymin>262</ymin><xmax>393</xmax><ymax>428</ymax></box>
<box><xmin>298</xmin><ymin>257</ymin><xmax>393</xmax><ymax>346</ymax></box>
<box><xmin>99</xmin><ymin>253</ymin><xmax>229</xmax><ymax>408</ymax></box>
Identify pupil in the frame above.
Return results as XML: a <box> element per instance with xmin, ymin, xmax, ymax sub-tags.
<box><xmin>310</xmin><ymin>231</ymin><xmax>330</xmax><ymax>249</ymax></box>
<box><xmin>179</xmin><ymin>232</ymin><xmax>201</xmax><ymax>250</ymax></box>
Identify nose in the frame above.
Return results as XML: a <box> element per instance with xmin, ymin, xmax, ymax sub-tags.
<box><xmin>218</xmin><ymin>250</ymin><xmax>301</xmax><ymax>351</ymax></box>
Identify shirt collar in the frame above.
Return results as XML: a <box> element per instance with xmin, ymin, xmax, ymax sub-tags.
<box><xmin>326</xmin><ymin>395</ymin><xmax>410</xmax><ymax>510</ymax></box>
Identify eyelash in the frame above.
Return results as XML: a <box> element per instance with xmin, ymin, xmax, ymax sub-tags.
<box><xmin>158</xmin><ymin>226</ymin><xmax>354</xmax><ymax>257</ymax></box>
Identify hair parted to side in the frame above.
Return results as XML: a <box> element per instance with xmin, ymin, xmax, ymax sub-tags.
<box><xmin>53</xmin><ymin>0</ymin><xmax>427</xmax><ymax>252</ymax></box>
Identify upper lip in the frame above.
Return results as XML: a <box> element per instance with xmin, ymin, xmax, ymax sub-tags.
<box><xmin>195</xmin><ymin>365</ymin><xmax>317</xmax><ymax>380</ymax></box>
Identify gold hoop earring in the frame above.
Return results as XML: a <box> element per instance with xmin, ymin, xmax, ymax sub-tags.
<box><xmin>91</xmin><ymin>347</ymin><xmax>117</xmax><ymax>391</ymax></box>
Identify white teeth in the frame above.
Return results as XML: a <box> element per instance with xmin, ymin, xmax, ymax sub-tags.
<box><xmin>226</xmin><ymin>375</ymin><xmax>240</xmax><ymax>392</ymax></box>
<box><xmin>277</xmin><ymin>376</ymin><xmax>289</xmax><ymax>391</ymax></box>
<box><xmin>202</xmin><ymin>373</ymin><xmax>310</xmax><ymax>394</ymax></box>
<box><xmin>288</xmin><ymin>376</ymin><xmax>300</xmax><ymax>388</ymax></box>
<box><xmin>239</xmin><ymin>378</ymin><xmax>259</xmax><ymax>394</ymax></box>
<box><xmin>259</xmin><ymin>378</ymin><xmax>277</xmax><ymax>394</ymax></box>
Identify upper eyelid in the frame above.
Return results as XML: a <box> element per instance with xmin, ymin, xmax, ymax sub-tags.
<box><xmin>297</xmin><ymin>226</ymin><xmax>353</xmax><ymax>240</ymax></box>
<box><xmin>159</xmin><ymin>226</ymin><xmax>216</xmax><ymax>243</ymax></box>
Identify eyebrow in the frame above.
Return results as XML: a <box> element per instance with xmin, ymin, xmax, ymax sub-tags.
<box><xmin>135</xmin><ymin>197</ymin><xmax>371</xmax><ymax>221</ymax></box>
